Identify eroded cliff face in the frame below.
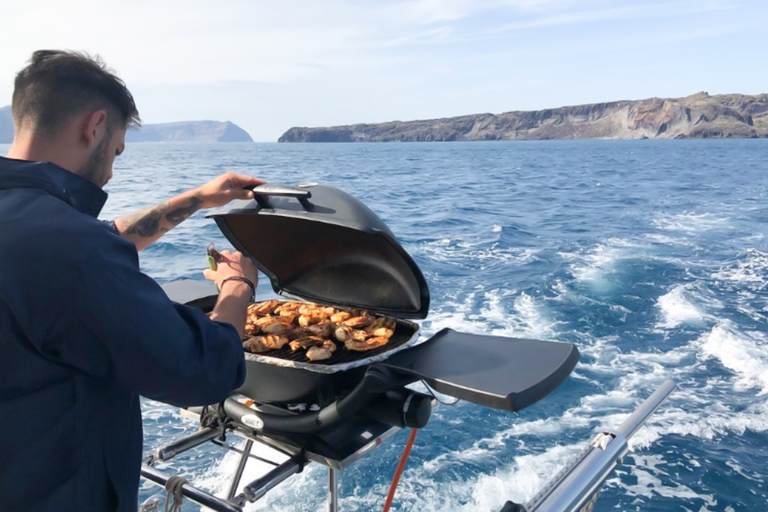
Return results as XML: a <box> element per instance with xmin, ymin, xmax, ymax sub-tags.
<box><xmin>278</xmin><ymin>92</ymin><xmax>768</xmax><ymax>142</ymax></box>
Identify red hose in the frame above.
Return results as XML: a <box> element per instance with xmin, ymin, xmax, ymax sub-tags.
<box><xmin>382</xmin><ymin>429</ymin><xmax>418</xmax><ymax>512</ymax></box>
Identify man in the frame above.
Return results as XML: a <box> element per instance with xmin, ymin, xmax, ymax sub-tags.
<box><xmin>0</xmin><ymin>50</ymin><xmax>261</xmax><ymax>511</ymax></box>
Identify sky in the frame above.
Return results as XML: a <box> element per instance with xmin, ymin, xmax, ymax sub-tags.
<box><xmin>1</xmin><ymin>0</ymin><xmax>766</xmax><ymax>141</ymax></box>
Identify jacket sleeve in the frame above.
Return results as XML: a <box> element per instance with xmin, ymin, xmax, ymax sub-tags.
<box><xmin>41</xmin><ymin>233</ymin><xmax>246</xmax><ymax>407</ymax></box>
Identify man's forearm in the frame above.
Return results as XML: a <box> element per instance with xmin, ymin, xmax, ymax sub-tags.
<box><xmin>114</xmin><ymin>190</ymin><xmax>203</xmax><ymax>251</ymax></box>
<box><xmin>208</xmin><ymin>281</ymin><xmax>252</xmax><ymax>339</ymax></box>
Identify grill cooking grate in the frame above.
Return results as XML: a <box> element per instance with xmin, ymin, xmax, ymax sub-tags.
<box><xmin>244</xmin><ymin>320</ymin><xmax>417</xmax><ymax>366</ymax></box>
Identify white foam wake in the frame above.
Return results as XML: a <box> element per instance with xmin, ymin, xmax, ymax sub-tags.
<box><xmin>655</xmin><ymin>283</ymin><xmax>722</xmax><ymax>329</ymax></box>
<box><xmin>697</xmin><ymin>322</ymin><xmax>768</xmax><ymax>395</ymax></box>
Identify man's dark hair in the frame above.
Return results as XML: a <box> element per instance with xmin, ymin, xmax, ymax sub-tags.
<box><xmin>12</xmin><ymin>50</ymin><xmax>140</xmax><ymax>136</ymax></box>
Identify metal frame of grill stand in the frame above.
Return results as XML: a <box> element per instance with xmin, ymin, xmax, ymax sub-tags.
<box><xmin>140</xmin><ymin>379</ymin><xmax>675</xmax><ymax>512</ymax></box>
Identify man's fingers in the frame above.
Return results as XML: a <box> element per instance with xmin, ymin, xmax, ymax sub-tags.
<box><xmin>203</xmin><ymin>268</ymin><xmax>215</xmax><ymax>281</ymax></box>
<box><xmin>238</xmin><ymin>188</ymin><xmax>255</xmax><ymax>200</ymax></box>
<box><xmin>233</xmin><ymin>173</ymin><xmax>265</xmax><ymax>187</ymax></box>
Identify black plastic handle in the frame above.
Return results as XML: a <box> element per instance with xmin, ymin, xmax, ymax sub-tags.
<box><xmin>245</xmin><ymin>183</ymin><xmax>313</xmax><ymax>209</ymax></box>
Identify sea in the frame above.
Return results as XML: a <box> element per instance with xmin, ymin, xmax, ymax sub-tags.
<box><xmin>18</xmin><ymin>139</ymin><xmax>768</xmax><ymax>511</ymax></box>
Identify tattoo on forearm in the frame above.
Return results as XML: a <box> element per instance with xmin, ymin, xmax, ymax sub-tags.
<box><xmin>121</xmin><ymin>194</ymin><xmax>202</xmax><ymax>238</ymax></box>
<box><xmin>166</xmin><ymin>195</ymin><xmax>203</xmax><ymax>226</ymax></box>
<box><xmin>123</xmin><ymin>201</ymin><xmax>171</xmax><ymax>237</ymax></box>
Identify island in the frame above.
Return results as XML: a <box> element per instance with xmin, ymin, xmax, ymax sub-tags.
<box><xmin>278</xmin><ymin>92</ymin><xmax>768</xmax><ymax>142</ymax></box>
<box><xmin>0</xmin><ymin>107</ymin><xmax>253</xmax><ymax>143</ymax></box>
<box><xmin>125</xmin><ymin>121</ymin><xmax>253</xmax><ymax>143</ymax></box>
<box><xmin>0</xmin><ymin>106</ymin><xmax>13</xmax><ymax>143</ymax></box>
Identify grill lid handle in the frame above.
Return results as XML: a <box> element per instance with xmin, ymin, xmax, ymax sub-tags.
<box><xmin>245</xmin><ymin>183</ymin><xmax>312</xmax><ymax>209</ymax></box>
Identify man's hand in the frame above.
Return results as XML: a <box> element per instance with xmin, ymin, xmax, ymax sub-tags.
<box><xmin>194</xmin><ymin>172</ymin><xmax>265</xmax><ymax>209</ymax></box>
<box><xmin>204</xmin><ymin>250</ymin><xmax>258</xmax><ymax>339</ymax></box>
<box><xmin>115</xmin><ymin>172</ymin><xmax>265</xmax><ymax>252</ymax></box>
<box><xmin>203</xmin><ymin>250</ymin><xmax>258</xmax><ymax>290</ymax></box>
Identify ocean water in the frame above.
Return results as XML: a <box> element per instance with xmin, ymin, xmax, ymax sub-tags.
<box><xmin>12</xmin><ymin>139</ymin><xmax>768</xmax><ymax>511</ymax></box>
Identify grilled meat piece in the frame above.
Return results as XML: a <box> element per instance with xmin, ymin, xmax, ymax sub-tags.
<box><xmin>303</xmin><ymin>321</ymin><xmax>333</xmax><ymax>338</ymax></box>
<box><xmin>306</xmin><ymin>340</ymin><xmax>337</xmax><ymax>361</ymax></box>
<box><xmin>274</xmin><ymin>302</ymin><xmax>301</xmax><ymax>316</ymax></box>
<box><xmin>243</xmin><ymin>338</ymin><xmax>270</xmax><ymax>353</ymax></box>
<box><xmin>330</xmin><ymin>311</ymin><xmax>351</xmax><ymax>323</ymax></box>
<box><xmin>342</xmin><ymin>316</ymin><xmax>370</xmax><ymax>328</ymax></box>
<box><xmin>334</xmin><ymin>324</ymin><xmax>369</xmax><ymax>342</ymax></box>
<box><xmin>248</xmin><ymin>299</ymin><xmax>280</xmax><ymax>317</ymax></box>
<box><xmin>242</xmin><ymin>334</ymin><xmax>290</xmax><ymax>354</ymax></box>
<box><xmin>344</xmin><ymin>336</ymin><xmax>389</xmax><ymax>352</ymax></box>
<box><xmin>288</xmin><ymin>336</ymin><xmax>326</xmax><ymax>352</ymax></box>
<box><xmin>277</xmin><ymin>311</ymin><xmax>299</xmax><ymax>323</ymax></box>
<box><xmin>365</xmin><ymin>317</ymin><xmax>396</xmax><ymax>338</ymax></box>
<box><xmin>256</xmin><ymin>316</ymin><xmax>294</xmax><ymax>334</ymax></box>
<box><xmin>298</xmin><ymin>310</ymin><xmax>328</xmax><ymax>327</ymax></box>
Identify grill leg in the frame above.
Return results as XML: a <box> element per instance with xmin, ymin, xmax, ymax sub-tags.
<box><xmin>227</xmin><ymin>439</ymin><xmax>254</xmax><ymax>499</ymax></box>
<box><xmin>328</xmin><ymin>467</ymin><xmax>339</xmax><ymax>512</ymax></box>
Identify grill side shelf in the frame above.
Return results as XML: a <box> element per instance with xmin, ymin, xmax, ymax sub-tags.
<box><xmin>383</xmin><ymin>328</ymin><xmax>579</xmax><ymax>413</ymax></box>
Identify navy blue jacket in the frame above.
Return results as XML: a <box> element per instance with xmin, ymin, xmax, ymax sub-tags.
<box><xmin>0</xmin><ymin>157</ymin><xmax>246</xmax><ymax>511</ymax></box>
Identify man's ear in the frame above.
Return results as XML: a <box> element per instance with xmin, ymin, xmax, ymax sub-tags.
<box><xmin>82</xmin><ymin>110</ymin><xmax>108</xmax><ymax>149</ymax></box>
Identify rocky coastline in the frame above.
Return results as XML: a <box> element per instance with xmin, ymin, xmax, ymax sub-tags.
<box><xmin>278</xmin><ymin>92</ymin><xmax>768</xmax><ymax>142</ymax></box>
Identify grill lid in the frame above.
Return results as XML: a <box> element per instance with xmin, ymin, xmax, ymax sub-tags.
<box><xmin>207</xmin><ymin>183</ymin><xmax>430</xmax><ymax>319</ymax></box>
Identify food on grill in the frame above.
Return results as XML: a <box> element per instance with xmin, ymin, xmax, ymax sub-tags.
<box><xmin>306</xmin><ymin>340</ymin><xmax>337</xmax><ymax>361</ymax></box>
<box><xmin>342</xmin><ymin>316</ymin><xmax>370</xmax><ymax>328</ymax></box>
<box><xmin>255</xmin><ymin>316</ymin><xmax>294</xmax><ymax>334</ymax></box>
<box><xmin>248</xmin><ymin>299</ymin><xmax>280</xmax><ymax>316</ymax></box>
<box><xmin>242</xmin><ymin>300</ymin><xmax>398</xmax><ymax>360</ymax></box>
<box><xmin>298</xmin><ymin>310</ymin><xmax>327</xmax><ymax>327</ymax></box>
<box><xmin>289</xmin><ymin>336</ymin><xmax>326</xmax><ymax>352</ymax></box>
<box><xmin>243</xmin><ymin>334</ymin><xmax>290</xmax><ymax>353</ymax></box>
<box><xmin>303</xmin><ymin>322</ymin><xmax>333</xmax><ymax>338</ymax></box>
<box><xmin>330</xmin><ymin>311</ymin><xmax>351</xmax><ymax>323</ymax></box>
<box><xmin>344</xmin><ymin>336</ymin><xmax>389</xmax><ymax>352</ymax></box>
<box><xmin>366</xmin><ymin>317</ymin><xmax>396</xmax><ymax>338</ymax></box>
<box><xmin>334</xmin><ymin>324</ymin><xmax>368</xmax><ymax>343</ymax></box>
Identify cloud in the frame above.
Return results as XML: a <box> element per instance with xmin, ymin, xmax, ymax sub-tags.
<box><xmin>1</xmin><ymin>0</ymin><xmax>765</xmax><ymax>141</ymax></box>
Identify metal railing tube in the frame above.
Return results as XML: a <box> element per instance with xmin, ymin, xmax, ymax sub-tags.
<box><xmin>154</xmin><ymin>427</ymin><xmax>222</xmax><ymax>462</ymax></box>
<box><xmin>140</xmin><ymin>464</ymin><xmax>242</xmax><ymax>512</ymax></box>
<box><xmin>615</xmin><ymin>379</ymin><xmax>676</xmax><ymax>440</ymax></box>
<box><xmin>524</xmin><ymin>433</ymin><xmax>628</xmax><ymax>512</ymax></box>
<box><xmin>522</xmin><ymin>379</ymin><xmax>676</xmax><ymax>512</ymax></box>
<box><xmin>239</xmin><ymin>457</ymin><xmax>303</xmax><ymax>503</ymax></box>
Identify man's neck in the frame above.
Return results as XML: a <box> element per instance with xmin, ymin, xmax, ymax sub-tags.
<box><xmin>7</xmin><ymin>132</ymin><xmax>81</xmax><ymax>175</ymax></box>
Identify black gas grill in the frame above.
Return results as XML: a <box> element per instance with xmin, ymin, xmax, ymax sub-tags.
<box><xmin>141</xmin><ymin>183</ymin><xmax>583</xmax><ymax>512</ymax></box>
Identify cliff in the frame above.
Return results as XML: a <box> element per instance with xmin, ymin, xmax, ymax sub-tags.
<box><xmin>0</xmin><ymin>109</ymin><xmax>253</xmax><ymax>143</ymax></box>
<box><xmin>125</xmin><ymin>120</ymin><xmax>253</xmax><ymax>143</ymax></box>
<box><xmin>278</xmin><ymin>92</ymin><xmax>768</xmax><ymax>142</ymax></box>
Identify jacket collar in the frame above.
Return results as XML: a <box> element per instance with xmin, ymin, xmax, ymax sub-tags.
<box><xmin>0</xmin><ymin>156</ymin><xmax>108</xmax><ymax>218</ymax></box>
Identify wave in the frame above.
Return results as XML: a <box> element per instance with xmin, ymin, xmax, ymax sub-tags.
<box><xmin>655</xmin><ymin>283</ymin><xmax>722</xmax><ymax>329</ymax></box>
<box><xmin>697</xmin><ymin>322</ymin><xmax>768</xmax><ymax>395</ymax></box>
<box><xmin>652</xmin><ymin>212</ymin><xmax>730</xmax><ymax>234</ymax></box>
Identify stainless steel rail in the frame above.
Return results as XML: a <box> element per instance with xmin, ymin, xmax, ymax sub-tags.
<box><xmin>521</xmin><ymin>379</ymin><xmax>676</xmax><ymax>512</ymax></box>
<box><xmin>227</xmin><ymin>439</ymin><xmax>254</xmax><ymax>499</ymax></box>
<box><xmin>153</xmin><ymin>427</ymin><xmax>221</xmax><ymax>463</ymax></box>
<box><xmin>329</xmin><ymin>468</ymin><xmax>340</xmax><ymax>512</ymax></box>
<box><xmin>238</xmin><ymin>457</ymin><xmax>304</xmax><ymax>504</ymax></box>
<box><xmin>140</xmin><ymin>464</ymin><xmax>243</xmax><ymax>512</ymax></box>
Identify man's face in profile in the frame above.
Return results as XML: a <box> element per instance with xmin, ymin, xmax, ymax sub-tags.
<box><xmin>79</xmin><ymin>124</ymin><xmax>125</xmax><ymax>188</ymax></box>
